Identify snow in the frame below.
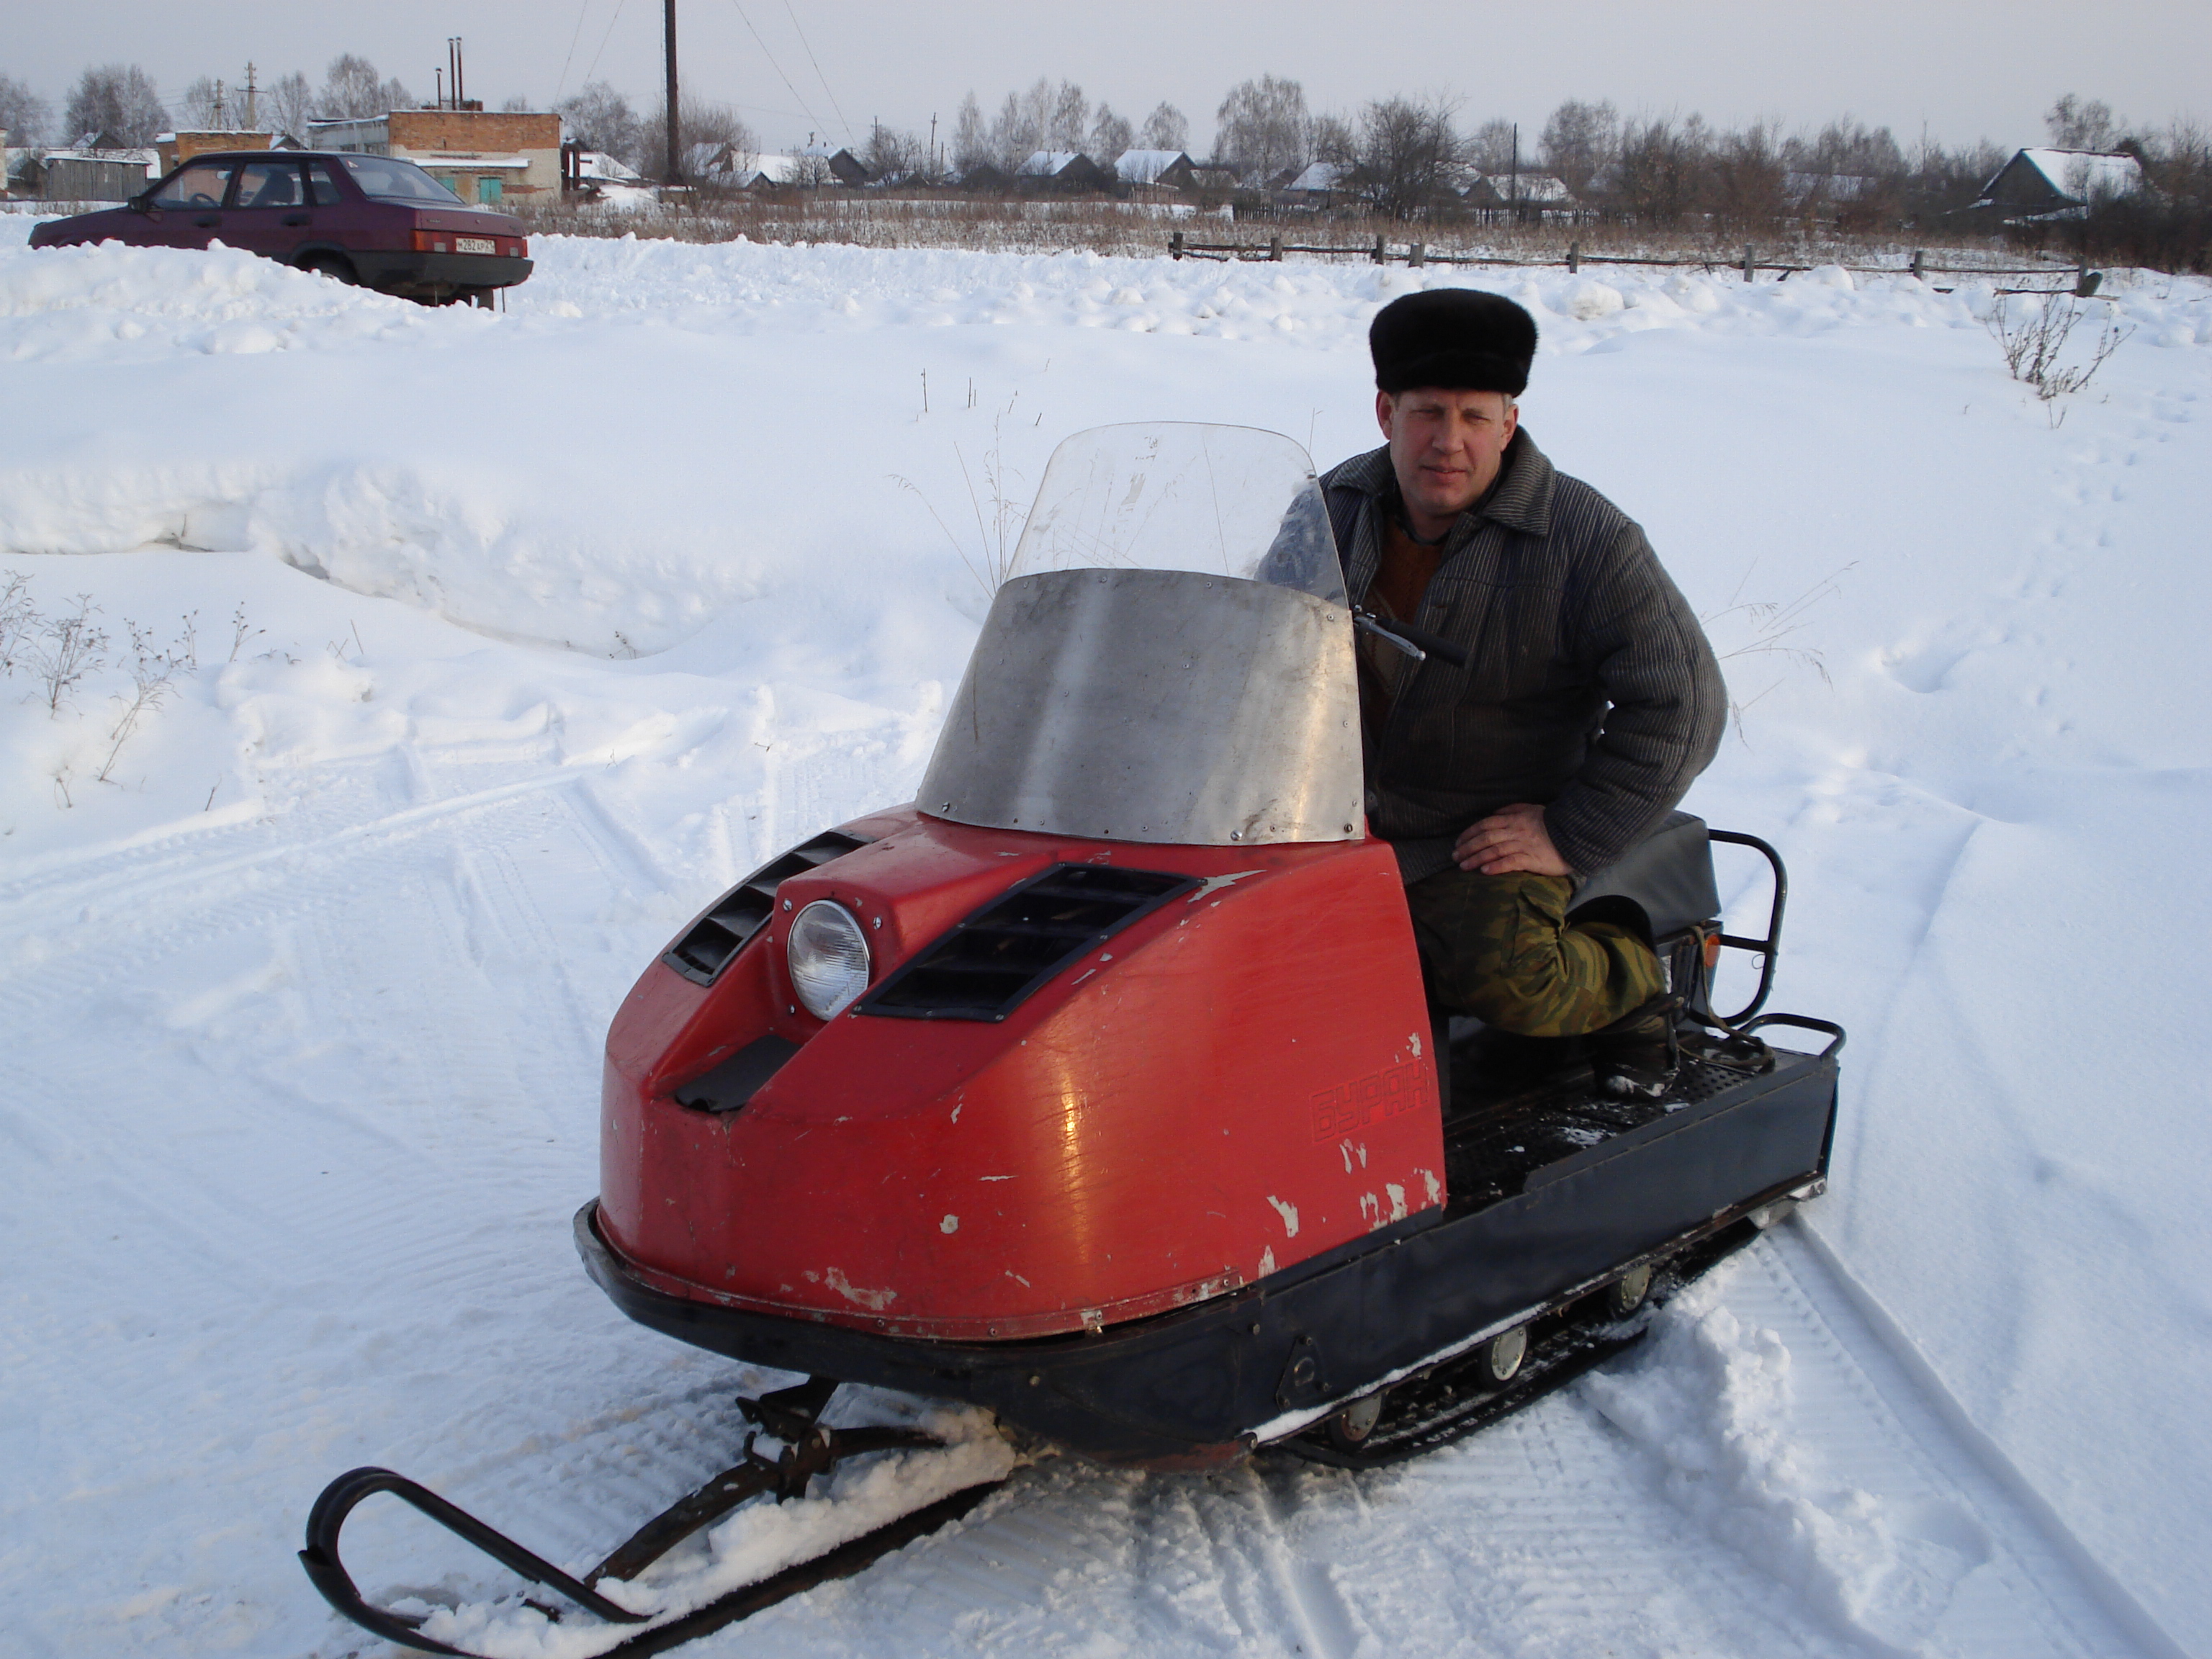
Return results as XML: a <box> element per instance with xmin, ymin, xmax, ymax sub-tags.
<box><xmin>1</xmin><ymin>219</ymin><xmax>2210</xmax><ymax>1657</ymax></box>
<box><xmin>1114</xmin><ymin>148</ymin><xmax>1190</xmax><ymax>185</ymax></box>
<box><xmin>2016</xmin><ymin>147</ymin><xmax>2146</xmax><ymax>203</ymax></box>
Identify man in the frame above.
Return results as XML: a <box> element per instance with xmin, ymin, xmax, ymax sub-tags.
<box><xmin>1322</xmin><ymin>289</ymin><xmax>1725</xmax><ymax>1096</ymax></box>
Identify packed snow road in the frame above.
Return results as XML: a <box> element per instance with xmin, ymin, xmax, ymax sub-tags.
<box><xmin>1</xmin><ymin>224</ymin><xmax>2208</xmax><ymax>1658</ymax></box>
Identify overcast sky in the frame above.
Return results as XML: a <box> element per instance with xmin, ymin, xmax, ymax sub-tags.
<box><xmin>9</xmin><ymin>0</ymin><xmax>2209</xmax><ymax>154</ymax></box>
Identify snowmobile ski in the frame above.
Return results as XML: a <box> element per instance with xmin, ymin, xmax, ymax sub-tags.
<box><xmin>298</xmin><ymin>1377</ymin><xmax>1006</xmax><ymax>1658</ymax></box>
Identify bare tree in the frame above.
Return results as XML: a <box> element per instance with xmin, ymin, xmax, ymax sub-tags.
<box><xmin>1612</xmin><ymin>115</ymin><xmax>1707</xmax><ymax>228</ymax></box>
<box><xmin>643</xmin><ymin>94</ymin><xmax>755</xmax><ymax>180</ymax></box>
<box><xmin>1538</xmin><ymin>98</ymin><xmax>1618</xmax><ymax>194</ymax></box>
<box><xmin>1048</xmin><ymin>81</ymin><xmax>1088</xmax><ymax>151</ymax></box>
<box><xmin>1707</xmin><ymin>121</ymin><xmax>1790</xmax><ymax>233</ymax></box>
<box><xmin>1215</xmin><ymin>75</ymin><xmax>1308</xmax><ymax>182</ymax></box>
<box><xmin>1353</xmin><ymin>94</ymin><xmax>1460</xmax><ymax>220</ymax></box>
<box><xmin>1138</xmin><ymin>102</ymin><xmax>1189</xmax><ymax>153</ymax></box>
<box><xmin>261</xmin><ymin>71</ymin><xmax>312</xmax><ymax>142</ymax></box>
<box><xmin>0</xmin><ymin>74</ymin><xmax>54</xmax><ymax>146</ymax></box>
<box><xmin>557</xmin><ymin>80</ymin><xmax>644</xmax><ymax>168</ymax></box>
<box><xmin>178</xmin><ymin>76</ymin><xmax>242</xmax><ymax>130</ymax></box>
<box><xmin>989</xmin><ymin>79</ymin><xmax>1051</xmax><ymax>167</ymax></box>
<box><xmin>1087</xmin><ymin>103</ymin><xmax>1133</xmax><ymax>163</ymax></box>
<box><xmin>317</xmin><ymin>55</ymin><xmax>412</xmax><ymax>122</ymax></box>
<box><xmin>863</xmin><ymin>121</ymin><xmax>924</xmax><ymax>181</ymax></box>
<box><xmin>1307</xmin><ymin>112</ymin><xmax>1357</xmax><ymax>168</ymax></box>
<box><xmin>1465</xmin><ymin>117</ymin><xmax>1519</xmax><ymax>174</ymax></box>
<box><xmin>952</xmin><ymin>91</ymin><xmax>989</xmax><ymax>171</ymax></box>
<box><xmin>63</xmin><ymin>64</ymin><xmax>168</xmax><ymax>148</ymax></box>
<box><xmin>2046</xmin><ymin>94</ymin><xmax>2120</xmax><ymax>150</ymax></box>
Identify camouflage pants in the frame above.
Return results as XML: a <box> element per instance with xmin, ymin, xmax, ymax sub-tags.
<box><xmin>1404</xmin><ymin>868</ymin><xmax>1664</xmax><ymax>1038</ymax></box>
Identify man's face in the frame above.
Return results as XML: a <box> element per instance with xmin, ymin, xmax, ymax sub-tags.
<box><xmin>1376</xmin><ymin>387</ymin><xmax>1520</xmax><ymax>531</ymax></box>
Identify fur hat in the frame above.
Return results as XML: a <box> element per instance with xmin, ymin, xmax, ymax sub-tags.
<box><xmin>1369</xmin><ymin>289</ymin><xmax>1538</xmax><ymax>396</ymax></box>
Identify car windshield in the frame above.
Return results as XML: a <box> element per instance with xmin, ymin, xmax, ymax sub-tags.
<box><xmin>150</xmin><ymin>162</ymin><xmax>238</xmax><ymax>210</ymax></box>
<box><xmin>1005</xmin><ymin>423</ymin><xmax>1346</xmax><ymax>606</ymax></box>
<box><xmin>335</xmin><ymin>155</ymin><xmax>463</xmax><ymax>204</ymax></box>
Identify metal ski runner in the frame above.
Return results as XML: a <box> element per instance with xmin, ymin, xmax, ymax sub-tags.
<box><xmin>299</xmin><ymin>1378</ymin><xmax>1007</xmax><ymax>1658</ymax></box>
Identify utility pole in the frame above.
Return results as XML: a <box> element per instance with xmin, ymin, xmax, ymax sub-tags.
<box><xmin>930</xmin><ymin>112</ymin><xmax>938</xmax><ymax>179</ymax></box>
<box><xmin>243</xmin><ymin>62</ymin><xmax>258</xmax><ymax>129</ymax></box>
<box><xmin>214</xmin><ymin>78</ymin><xmax>228</xmax><ymax>128</ymax></box>
<box><xmin>664</xmin><ymin>0</ymin><xmax>681</xmax><ymax>183</ymax></box>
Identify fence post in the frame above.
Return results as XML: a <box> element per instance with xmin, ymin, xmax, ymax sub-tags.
<box><xmin>1372</xmin><ymin>235</ymin><xmax>1386</xmax><ymax>264</ymax></box>
<box><xmin>1743</xmin><ymin>244</ymin><xmax>1755</xmax><ymax>283</ymax></box>
<box><xmin>2075</xmin><ymin>267</ymin><xmax>2102</xmax><ymax>297</ymax></box>
<box><xmin>1409</xmin><ymin>241</ymin><xmax>1424</xmax><ymax>267</ymax></box>
<box><xmin>1170</xmin><ymin>230</ymin><xmax>1183</xmax><ymax>260</ymax></box>
<box><xmin>1568</xmin><ymin>240</ymin><xmax>1580</xmax><ymax>274</ymax></box>
<box><xmin>1269</xmin><ymin>233</ymin><xmax>1282</xmax><ymax>263</ymax></box>
<box><xmin>1910</xmin><ymin>248</ymin><xmax>1925</xmax><ymax>282</ymax></box>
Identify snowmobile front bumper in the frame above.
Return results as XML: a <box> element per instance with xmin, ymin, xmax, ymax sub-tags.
<box><xmin>575</xmin><ymin>1020</ymin><xmax>1841</xmax><ymax>1468</ymax></box>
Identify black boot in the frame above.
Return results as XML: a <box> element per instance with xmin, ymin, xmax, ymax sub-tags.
<box><xmin>1588</xmin><ymin>994</ymin><xmax>1680</xmax><ymax>1100</ymax></box>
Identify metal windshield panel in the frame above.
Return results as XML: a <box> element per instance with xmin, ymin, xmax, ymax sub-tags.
<box><xmin>920</xmin><ymin>567</ymin><xmax>1364</xmax><ymax>846</ymax></box>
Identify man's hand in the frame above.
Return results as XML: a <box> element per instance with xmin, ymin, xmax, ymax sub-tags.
<box><xmin>1453</xmin><ymin>802</ymin><xmax>1573</xmax><ymax>877</ymax></box>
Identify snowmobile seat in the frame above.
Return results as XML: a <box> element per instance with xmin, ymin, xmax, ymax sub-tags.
<box><xmin>1567</xmin><ymin>811</ymin><xmax>1719</xmax><ymax>945</ymax></box>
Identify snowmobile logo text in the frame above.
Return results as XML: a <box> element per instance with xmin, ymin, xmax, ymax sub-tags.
<box><xmin>1311</xmin><ymin>1061</ymin><xmax>1427</xmax><ymax>1142</ymax></box>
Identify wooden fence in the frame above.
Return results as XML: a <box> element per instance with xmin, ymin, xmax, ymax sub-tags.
<box><xmin>1165</xmin><ymin>231</ymin><xmax>2108</xmax><ymax>296</ymax></box>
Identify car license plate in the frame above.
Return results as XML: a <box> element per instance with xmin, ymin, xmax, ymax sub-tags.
<box><xmin>456</xmin><ymin>236</ymin><xmax>495</xmax><ymax>254</ymax></box>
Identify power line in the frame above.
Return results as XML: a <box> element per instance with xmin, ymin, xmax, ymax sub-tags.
<box><xmin>727</xmin><ymin>0</ymin><xmax>827</xmax><ymax>140</ymax></box>
<box><xmin>554</xmin><ymin>0</ymin><xmax>595</xmax><ymax>103</ymax></box>
<box><xmin>582</xmin><ymin>0</ymin><xmax>631</xmax><ymax>89</ymax></box>
<box><xmin>781</xmin><ymin>0</ymin><xmax>853</xmax><ymax>145</ymax></box>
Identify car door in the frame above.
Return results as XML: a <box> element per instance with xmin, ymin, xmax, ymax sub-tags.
<box><xmin>224</xmin><ymin>158</ymin><xmax>313</xmax><ymax>261</ymax></box>
<box><xmin>141</xmin><ymin>159</ymin><xmax>242</xmax><ymax>248</ymax></box>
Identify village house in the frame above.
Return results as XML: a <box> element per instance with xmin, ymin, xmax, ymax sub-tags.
<box><xmin>1114</xmin><ymin>149</ymin><xmax>1197</xmax><ymax>192</ymax></box>
<box><xmin>305</xmin><ymin>107</ymin><xmax>562</xmax><ymax>206</ymax></box>
<box><xmin>1972</xmin><ymin>147</ymin><xmax>2145</xmax><ymax>220</ymax></box>
<box><xmin>1015</xmin><ymin>150</ymin><xmax>1110</xmax><ymax>193</ymax></box>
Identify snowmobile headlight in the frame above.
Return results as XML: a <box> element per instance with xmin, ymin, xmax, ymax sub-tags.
<box><xmin>787</xmin><ymin>900</ymin><xmax>872</xmax><ymax>1020</ymax></box>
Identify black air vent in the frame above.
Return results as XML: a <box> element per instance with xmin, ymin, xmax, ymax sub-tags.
<box><xmin>860</xmin><ymin>863</ymin><xmax>1199</xmax><ymax>1022</ymax></box>
<box><xmin>662</xmin><ymin>830</ymin><xmax>873</xmax><ymax>986</ymax></box>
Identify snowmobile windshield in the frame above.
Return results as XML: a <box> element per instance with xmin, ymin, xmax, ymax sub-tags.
<box><xmin>919</xmin><ymin>423</ymin><xmax>1363</xmax><ymax>847</ymax></box>
<box><xmin>1005</xmin><ymin>423</ymin><xmax>1347</xmax><ymax>608</ymax></box>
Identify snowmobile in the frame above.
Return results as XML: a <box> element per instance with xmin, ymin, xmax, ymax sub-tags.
<box><xmin>302</xmin><ymin>424</ymin><xmax>1842</xmax><ymax>1655</ymax></box>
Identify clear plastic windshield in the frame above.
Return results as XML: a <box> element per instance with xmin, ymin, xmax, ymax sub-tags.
<box><xmin>1006</xmin><ymin>423</ymin><xmax>1347</xmax><ymax>606</ymax></box>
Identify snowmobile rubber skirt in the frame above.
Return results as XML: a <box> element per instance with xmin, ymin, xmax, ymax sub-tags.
<box><xmin>579</xmin><ymin>1036</ymin><xmax>1840</xmax><ymax>1467</ymax></box>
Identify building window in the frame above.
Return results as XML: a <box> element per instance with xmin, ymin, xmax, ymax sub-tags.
<box><xmin>480</xmin><ymin>176</ymin><xmax>503</xmax><ymax>204</ymax></box>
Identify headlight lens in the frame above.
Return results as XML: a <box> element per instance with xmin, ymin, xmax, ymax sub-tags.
<box><xmin>787</xmin><ymin>900</ymin><xmax>871</xmax><ymax>1020</ymax></box>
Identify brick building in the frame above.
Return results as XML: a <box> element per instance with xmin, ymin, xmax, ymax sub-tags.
<box><xmin>305</xmin><ymin>108</ymin><xmax>562</xmax><ymax>205</ymax></box>
<box><xmin>157</xmin><ymin>130</ymin><xmax>274</xmax><ymax>174</ymax></box>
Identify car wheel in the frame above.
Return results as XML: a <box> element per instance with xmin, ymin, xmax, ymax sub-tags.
<box><xmin>302</xmin><ymin>255</ymin><xmax>356</xmax><ymax>285</ymax></box>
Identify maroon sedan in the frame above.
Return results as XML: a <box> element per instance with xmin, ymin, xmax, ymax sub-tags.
<box><xmin>29</xmin><ymin>150</ymin><xmax>531</xmax><ymax>305</ymax></box>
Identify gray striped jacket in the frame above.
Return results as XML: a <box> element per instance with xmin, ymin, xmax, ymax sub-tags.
<box><xmin>1321</xmin><ymin>433</ymin><xmax>1725</xmax><ymax>885</ymax></box>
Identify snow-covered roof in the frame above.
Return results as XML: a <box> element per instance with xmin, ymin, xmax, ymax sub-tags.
<box><xmin>44</xmin><ymin>148</ymin><xmax>159</xmax><ymax>167</ymax></box>
<box><xmin>1481</xmin><ymin>173</ymin><xmax>1571</xmax><ymax>202</ymax></box>
<box><xmin>410</xmin><ymin>153</ymin><xmax>531</xmax><ymax>171</ymax></box>
<box><xmin>1015</xmin><ymin>150</ymin><xmax>1086</xmax><ymax>178</ymax></box>
<box><xmin>573</xmin><ymin>150</ymin><xmax>639</xmax><ymax>181</ymax></box>
<box><xmin>1284</xmin><ymin>161</ymin><xmax>1344</xmax><ymax>193</ymax></box>
<box><xmin>1115</xmin><ymin>148</ymin><xmax>1188</xmax><ymax>184</ymax></box>
<box><xmin>2015</xmin><ymin>147</ymin><xmax>2142</xmax><ymax>202</ymax></box>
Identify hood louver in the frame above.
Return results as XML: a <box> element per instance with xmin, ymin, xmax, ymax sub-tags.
<box><xmin>859</xmin><ymin>863</ymin><xmax>1199</xmax><ymax>1022</ymax></box>
<box><xmin>662</xmin><ymin>830</ymin><xmax>873</xmax><ymax>986</ymax></box>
